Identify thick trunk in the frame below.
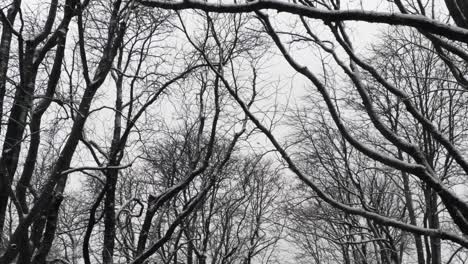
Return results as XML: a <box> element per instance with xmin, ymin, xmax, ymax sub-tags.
<box><xmin>16</xmin><ymin>23</ymin><xmax>68</xmax><ymax>214</ymax></box>
<box><xmin>198</xmin><ymin>255</ymin><xmax>207</xmax><ymax>264</ymax></box>
<box><xmin>0</xmin><ymin>1</ymin><xmax>123</xmax><ymax>262</ymax></box>
<box><xmin>0</xmin><ymin>49</ymin><xmax>36</xmax><ymax>242</ymax></box>
<box><xmin>30</xmin><ymin>184</ymin><xmax>65</xmax><ymax>264</ymax></box>
<box><xmin>342</xmin><ymin>245</ymin><xmax>351</xmax><ymax>264</ymax></box>
<box><xmin>187</xmin><ymin>238</ymin><xmax>193</xmax><ymax>264</ymax></box>
<box><xmin>102</xmin><ymin>169</ymin><xmax>118</xmax><ymax>264</ymax></box>
<box><xmin>0</xmin><ymin>0</ymin><xmax>20</xmax><ymax>136</ymax></box>
<box><xmin>401</xmin><ymin>166</ymin><xmax>425</xmax><ymax>264</ymax></box>
<box><xmin>428</xmin><ymin>189</ymin><xmax>441</xmax><ymax>264</ymax></box>
<box><xmin>0</xmin><ymin>60</ymin><xmax>117</xmax><ymax>263</ymax></box>
<box><xmin>0</xmin><ymin>0</ymin><xmax>68</xmax><ymax>246</ymax></box>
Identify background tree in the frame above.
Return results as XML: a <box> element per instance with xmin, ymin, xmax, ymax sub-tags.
<box><xmin>138</xmin><ymin>0</ymin><xmax>468</xmax><ymax>261</ymax></box>
<box><xmin>5</xmin><ymin>0</ymin><xmax>468</xmax><ymax>263</ymax></box>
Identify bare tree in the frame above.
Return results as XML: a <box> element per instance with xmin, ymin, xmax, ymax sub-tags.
<box><xmin>5</xmin><ymin>0</ymin><xmax>468</xmax><ymax>262</ymax></box>
<box><xmin>137</xmin><ymin>0</ymin><xmax>468</xmax><ymax>259</ymax></box>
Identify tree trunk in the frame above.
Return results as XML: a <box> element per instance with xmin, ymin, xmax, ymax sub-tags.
<box><xmin>400</xmin><ymin>160</ymin><xmax>425</xmax><ymax>264</ymax></box>
<box><xmin>136</xmin><ymin>195</ymin><xmax>157</xmax><ymax>256</ymax></box>
<box><xmin>427</xmin><ymin>188</ymin><xmax>441</xmax><ymax>264</ymax></box>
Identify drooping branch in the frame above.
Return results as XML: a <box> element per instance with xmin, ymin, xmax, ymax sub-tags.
<box><xmin>185</xmin><ymin>10</ymin><xmax>468</xmax><ymax>250</ymax></box>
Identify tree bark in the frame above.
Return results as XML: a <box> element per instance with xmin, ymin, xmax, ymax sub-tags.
<box><xmin>400</xmin><ymin>152</ymin><xmax>426</xmax><ymax>264</ymax></box>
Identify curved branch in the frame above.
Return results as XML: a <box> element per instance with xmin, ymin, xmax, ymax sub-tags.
<box><xmin>139</xmin><ymin>0</ymin><xmax>468</xmax><ymax>42</ymax></box>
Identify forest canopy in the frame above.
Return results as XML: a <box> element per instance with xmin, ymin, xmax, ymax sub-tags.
<box><xmin>1</xmin><ymin>0</ymin><xmax>468</xmax><ymax>263</ymax></box>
